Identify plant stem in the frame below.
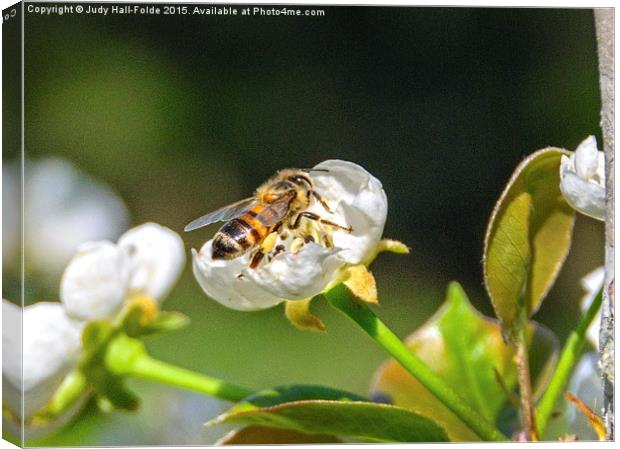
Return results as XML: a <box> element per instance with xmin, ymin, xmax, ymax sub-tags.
<box><xmin>536</xmin><ymin>288</ymin><xmax>603</xmax><ymax>437</ymax></box>
<box><xmin>44</xmin><ymin>370</ymin><xmax>88</xmax><ymax>417</ymax></box>
<box><xmin>130</xmin><ymin>353</ymin><xmax>256</xmax><ymax>402</ymax></box>
<box><xmin>105</xmin><ymin>334</ymin><xmax>255</xmax><ymax>403</ymax></box>
<box><xmin>324</xmin><ymin>285</ymin><xmax>508</xmax><ymax>442</ymax></box>
<box><xmin>515</xmin><ymin>316</ymin><xmax>538</xmax><ymax>441</ymax></box>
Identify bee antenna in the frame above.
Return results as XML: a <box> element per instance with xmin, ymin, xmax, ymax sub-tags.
<box><xmin>301</xmin><ymin>168</ymin><xmax>329</xmax><ymax>173</ymax></box>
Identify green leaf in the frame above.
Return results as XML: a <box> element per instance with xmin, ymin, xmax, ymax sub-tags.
<box><xmin>228</xmin><ymin>384</ymin><xmax>367</xmax><ymax>412</ymax></box>
<box><xmin>217</xmin><ymin>426</ymin><xmax>342</xmax><ymax>444</ymax></box>
<box><xmin>212</xmin><ymin>400</ymin><xmax>448</xmax><ymax>442</ymax></box>
<box><xmin>370</xmin><ymin>282</ymin><xmax>558</xmax><ymax>441</ymax></box>
<box><xmin>483</xmin><ymin>148</ymin><xmax>575</xmax><ymax>335</ymax></box>
<box><xmin>210</xmin><ymin>385</ymin><xmax>447</xmax><ymax>442</ymax></box>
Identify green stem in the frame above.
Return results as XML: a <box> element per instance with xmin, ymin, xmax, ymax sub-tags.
<box><xmin>515</xmin><ymin>311</ymin><xmax>538</xmax><ymax>440</ymax></box>
<box><xmin>105</xmin><ymin>334</ymin><xmax>255</xmax><ymax>403</ymax></box>
<box><xmin>325</xmin><ymin>285</ymin><xmax>508</xmax><ymax>442</ymax></box>
<box><xmin>536</xmin><ymin>287</ymin><xmax>603</xmax><ymax>437</ymax></box>
<box><xmin>130</xmin><ymin>354</ymin><xmax>255</xmax><ymax>402</ymax></box>
<box><xmin>44</xmin><ymin>370</ymin><xmax>88</xmax><ymax>416</ymax></box>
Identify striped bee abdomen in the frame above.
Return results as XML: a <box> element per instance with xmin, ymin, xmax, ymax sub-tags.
<box><xmin>211</xmin><ymin>216</ymin><xmax>268</xmax><ymax>260</ymax></box>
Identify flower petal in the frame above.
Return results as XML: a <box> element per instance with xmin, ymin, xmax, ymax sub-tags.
<box><xmin>574</xmin><ymin>136</ymin><xmax>600</xmax><ymax>180</ymax></box>
<box><xmin>118</xmin><ymin>223</ymin><xmax>186</xmax><ymax>303</ymax></box>
<box><xmin>192</xmin><ymin>243</ymin><xmax>284</xmax><ymax>311</ymax></box>
<box><xmin>595</xmin><ymin>150</ymin><xmax>605</xmax><ymax>185</ymax></box>
<box><xmin>3</xmin><ymin>301</ymin><xmax>82</xmax><ymax>419</ymax></box>
<box><xmin>2</xmin><ymin>300</ymin><xmax>22</xmax><ymax>390</ymax></box>
<box><xmin>559</xmin><ymin>171</ymin><xmax>606</xmax><ymax>221</ymax></box>
<box><xmin>24</xmin><ymin>158</ymin><xmax>129</xmax><ymax>276</ymax></box>
<box><xmin>312</xmin><ymin>160</ymin><xmax>388</xmax><ymax>264</ymax></box>
<box><xmin>246</xmin><ymin>243</ymin><xmax>344</xmax><ymax>300</ymax></box>
<box><xmin>60</xmin><ymin>241</ymin><xmax>130</xmax><ymax>321</ymax></box>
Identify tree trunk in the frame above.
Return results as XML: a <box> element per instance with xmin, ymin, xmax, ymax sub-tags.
<box><xmin>594</xmin><ymin>8</ymin><xmax>614</xmax><ymax>441</ymax></box>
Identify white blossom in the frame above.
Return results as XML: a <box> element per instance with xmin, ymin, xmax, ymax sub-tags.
<box><xmin>118</xmin><ymin>223</ymin><xmax>186</xmax><ymax>302</ymax></box>
<box><xmin>192</xmin><ymin>243</ymin><xmax>283</xmax><ymax>311</ymax></box>
<box><xmin>2</xmin><ymin>301</ymin><xmax>82</xmax><ymax>420</ymax></box>
<box><xmin>580</xmin><ymin>266</ymin><xmax>605</xmax><ymax>349</ymax></box>
<box><xmin>2</xmin><ymin>158</ymin><xmax>129</xmax><ymax>277</ymax></box>
<box><xmin>560</xmin><ymin>136</ymin><xmax>606</xmax><ymax>221</ymax></box>
<box><xmin>1</xmin><ymin>223</ymin><xmax>186</xmax><ymax>426</ymax></box>
<box><xmin>192</xmin><ymin>160</ymin><xmax>388</xmax><ymax>310</ymax></box>
<box><xmin>61</xmin><ymin>223</ymin><xmax>185</xmax><ymax>320</ymax></box>
<box><xmin>60</xmin><ymin>241</ymin><xmax>131</xmax><ymax>321</ymax></box>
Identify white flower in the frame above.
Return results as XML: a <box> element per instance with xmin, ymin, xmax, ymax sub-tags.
<box><xmin>60</xmin><ymin>241</ymin><xmax>131</xmax><ymax>321</ymax></box>
<box><xmin>192</xmin><ymin>243</ymin><xmax>283</xmax><ymax>311</ymax></box>
<box><xmin>61</xmin><ymin>223</ymin><xmax>186</xmax><ymax>320</ymax></box>
<box><xmin>2</xmin><ymin>301</ymin><xmax>82</xmax><ymax>420</ymax></box>
<box><xmin>118</xmin><ymin>223</ymin><xmax>186</xmax><ymax>302</ymax></box>
<box><xmin>192</xmin><ymin>160</ymin><xmax>388</xmax><ymax>310</ymax></box>
<box><xmin>560</xmin><ymin>136</ymin><xmax>606</xmax><ymax>220</ymax></box>
<box><xmin>580</xmin><ymin>266</ymin><xmax>605</xmax><ymax>348</ymax></box>
<box><xmin>2</xmin><ymin>223</ymin><xmax>185</xmax><ymax>429</ymax></box>
<box><xmin>2</xmin><ymin>158</ymin><xmax>129</xmax><ymax>278</ymax></box>
<box><xmin>311</xmin><ymin>160</ymin><xmax>388</xmax><ymax>264</ymax></box>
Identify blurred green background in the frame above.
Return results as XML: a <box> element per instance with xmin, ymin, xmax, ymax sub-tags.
<box><xmin>4</xmin><ymin>4</ymin><xmax>605</xmax><ymax>445</ymax></box>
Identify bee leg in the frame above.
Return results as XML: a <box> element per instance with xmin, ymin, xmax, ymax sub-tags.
<box><xmin>261</xmin><ymin>231</ymin><xmax>279</xmax><ymax>254</ymax></box>
<box><xmin>308</xmin><ymin>190</ymin><xmax>333</xmax><ymax>213</ymax></box>
<box><xmin>269</xmin><ymin>244</ymin><xmax>286</xmax><ymax>261</ymax></box>
<box><xmin>271</xmin><ymin>222</ymin><xmax>283</xmax><ymax>234</ymax></box>
<box><xmin>308</xmin><ymin>224</ymin><xmax>333</xmax><ymax>248</ymax></box>
<box><xmin>249</xmin><ymin>250</ymin><xmax>265</xmax><ymax>269</ymax></box>
<box><xmin>322</xmin><ymin>231</ymin><xmax>334</xmax><ymax>248</ymax></box>
<box><xmin>248</xmin><ymin>231</ymin><xmax>283</xmax><ymax>268</ymax></box>
<box><xmin>291</xmin><ymin>212</ymin><xmax>352</xmax><ymax>233</ymax></box>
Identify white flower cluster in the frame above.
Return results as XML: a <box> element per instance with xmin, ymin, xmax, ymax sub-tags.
<box><xmin>560</xmin><ymin>136</ymin><xmax>606</xmax><ymax>221</ymax></box>
<box><xmin>2</xmin><ymin>223</ymin><xmax>185</xmax><ymax>423</ymax></box>
<box><xmin>192</xmin><ymin>160</ymin><xmax>388</xmax><ymax>311</ymax></box>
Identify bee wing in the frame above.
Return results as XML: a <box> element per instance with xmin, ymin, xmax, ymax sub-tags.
<box><xmin>254</xmin><ymin>193</ymin><xmax>295</xmax><ymax>226</ymax></box>
<box><xmin>184</xmin><ymin>197</ymin><xmax>256</xmax><ymax>232</ymax></box>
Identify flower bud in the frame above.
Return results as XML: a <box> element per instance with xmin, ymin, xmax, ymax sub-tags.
<box><xmin>560</xmin><ymin>136</ymin><xmax>606</xmax><ymax>221</ymax></box>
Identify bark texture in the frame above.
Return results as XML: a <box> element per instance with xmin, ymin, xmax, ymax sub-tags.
<box><xmin>594</xmin><ymin>8</ymin><xmax>614</xmax><ymax>441</ymax></box>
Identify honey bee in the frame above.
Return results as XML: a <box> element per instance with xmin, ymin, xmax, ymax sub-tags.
<box><xmin>185</xmin><ymin>168</ymin><xmax>352</xmax><ymax>269</ymax></box>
